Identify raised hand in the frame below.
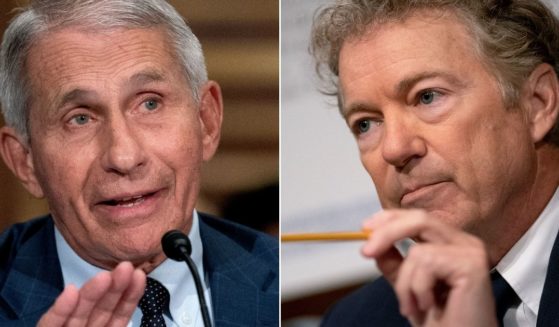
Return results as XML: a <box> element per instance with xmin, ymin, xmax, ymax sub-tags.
<box><xmin>362</xmin><ymin>210</ymin><xmax>498</xmax><ymax>327</ymax></box>
<box><xmin>38</xmin><ymin>261</ymin><xmax>146</xmax><ymax>327</ymax></box>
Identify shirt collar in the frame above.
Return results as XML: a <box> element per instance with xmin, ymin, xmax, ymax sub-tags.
<box><xmin>496</xmin><ymin>187</ymin><xmax>559</xmax><ymax>315</ymax></box>
<box><xmin>148</xmin><ymin>211</ymin><xmax>208</xmax><ymax>318</ymax></box>
<box><xmin>55</xmin><ymin>210</ymin><xmax>209</xmax><ymax>324</ymax></box>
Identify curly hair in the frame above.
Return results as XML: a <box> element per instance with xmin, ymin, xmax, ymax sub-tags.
<box><xmin>311</xmin><ymin>0</ymin><xmax>559</xmax><ymax>145</ymax></box>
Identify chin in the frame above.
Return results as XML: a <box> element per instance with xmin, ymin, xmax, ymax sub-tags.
<box><xmin>425</xmin><ymin>207</ymin><xmax>471</xmax><ymax>229</ymax></box>
<box><xmin>114</xmin><ymin>234</ymin><xmax>161</xmax><ymax>257</ymax></box>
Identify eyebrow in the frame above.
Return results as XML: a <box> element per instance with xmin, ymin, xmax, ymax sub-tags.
<box><xmin>57</xmin><ymin>88</ymin><xmax>98</xmax><ymax>109</ymax></box>
<box><xmin>54</xmin><ymin>70</ymin><xmax>167</xmax><ymax>110</ymax></box>
<box><xmin>127</xmin><ymin>70</ymin><xmax>166</xmax><ymax>87</ymax></box>
<box><xmin>123</xmin><ymin>69</ymin><xmax>169</xmax><ymax>97</ymax></box>
<box><xmin>342</xmin><ymin>71</ymin><xmax>468</xmax><ymax>119</ymax></box>
<box><xmin>395</xmin><ymin>71</ymin><xmax>467</xmax><ymax>95</ymax></box>
<box><xmin>342</xmin><ymin>102</ymin><xmax>380</xmax><ymax>121</ymax></box>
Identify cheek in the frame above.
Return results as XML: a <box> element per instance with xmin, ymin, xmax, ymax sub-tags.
<box><xmin>450</xmin><ymin>112</ymin><xmax>534</xmax><ymax>202</ymax></box>
<box><xmin>150</xmin><ymin>122</ymin><xmax>204</xmax><ymax>184</ymax></box>
<box><xmin>359</xmin><ymin>149</ymin><xmax>394</xmax><ymax>204</ymax></box>
<box><xmin>30</xmin><ymin>133</ymin><xmax>99</xmax><ymax>208</ymax></box>
<box><xmin>33</xmin><ymin>149</ymin><xmax>70</xmax><ymax>193</ymax></box>
<box><xmin>31</xmin><ymin>153</ymin><xmax>80</xmax><ymax>221</ymax></box>
<box><xmin>359</xmin><ymin>149</ymin><xmax>380</xmax><ymax>180</ymax></box>
<box><xmin>155</xmin><ymin>124</ymin><xmax>203</xmax><ymax>163</ymax></box>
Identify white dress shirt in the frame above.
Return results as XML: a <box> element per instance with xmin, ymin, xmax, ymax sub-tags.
<box><xmin>55</xmin><ymin>210</ymin><xmax>213</xmax><ymax>327</ymax></box>
<box><xmin>495</xmin><ymin>187</ymin><xmax>559</xmax><ymax>327</ymax></box>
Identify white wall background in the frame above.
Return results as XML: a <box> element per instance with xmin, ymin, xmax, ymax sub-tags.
<box><xmin>543</xmin><ymin>0</ymin><xmax>559</xmax><ymax>13</ymax></box>
<box><xmin>280</xmin><ymin>0</ymin><xmax>381</xmax><ymax>301</ymax></box>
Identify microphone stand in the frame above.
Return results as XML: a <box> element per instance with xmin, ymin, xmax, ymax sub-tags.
<box><xmin>177</xmin><ymin>246</ymin><xmax>212</xmax><ymax>327</ymax></box>
<box><xmin>162</xmin><ymin>231</ymin><xmax>213</xmax><ymax>327</ymax></box>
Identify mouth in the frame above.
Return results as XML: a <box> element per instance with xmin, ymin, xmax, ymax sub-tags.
<box><xmin>97</xmin><ymin>191</ymin><xmax>158</xmax><ymax>208</ymax></box>
<box><xmin>92</xmin><ymin>188</ymin><xmax>166</xmax><ymax>223</ymax></box>
<box><xmin>400</xmin><ymin>181</ymin><xmax>449</xmax><ymax>207</ymax></box>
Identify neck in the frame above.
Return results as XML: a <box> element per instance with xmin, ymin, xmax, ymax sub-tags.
<box><xmin>487</xmin><ymin>144</ymin><xmax>559</xmax><ymax>265</ymax></box>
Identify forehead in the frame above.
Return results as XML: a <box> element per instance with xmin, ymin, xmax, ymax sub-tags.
<box><xmin>338</xmin><ymin>11</ymin><xmax>488</xmax><ymax>101</ymax></box>
<box><xmin>25</xmin><ymin>26</ymin><xmax>185</xmax><ymax>99</ymax></box>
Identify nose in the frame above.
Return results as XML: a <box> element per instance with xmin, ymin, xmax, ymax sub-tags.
<box><xmin>381</xmin><ymin>115</ymin><xmax>427</xmax><ymax>169</ymax></box>
<box><xmin>101</xmin><ymin>115</ymin><xmax>147</xmax><ymax>175</ymax></box>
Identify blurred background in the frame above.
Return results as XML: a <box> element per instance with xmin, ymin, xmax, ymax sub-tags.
<box><xmin>0</xmin><ymin>0</ymin><xmax>279</xmax><ymax>236</ymax></box>
<box><xmin>281</xmin><ymin>0</ymin><xmax>380</xmax><ymax>325</ymax></box>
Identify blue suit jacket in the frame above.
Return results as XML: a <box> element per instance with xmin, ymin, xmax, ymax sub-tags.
<box><xmin>321</xmin><ymin>228</ymin><xmax>559</xmax><ymax>327</ymax></box>
<box><xmin>0</xmin><ymin>213</ymin><xmax>278</xmax><ymax>326</ymax></box>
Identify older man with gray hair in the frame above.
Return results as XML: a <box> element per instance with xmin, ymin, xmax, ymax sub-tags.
<box><xmin>0</xmin><ymin>0</ymin><xmax>278</xmax><ymax>326</ymax></box>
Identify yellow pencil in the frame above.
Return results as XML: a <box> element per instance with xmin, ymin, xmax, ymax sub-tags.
<box><xmin>281</xmin><ymin>230</ymin><xmax>371</xmax><ymax>242</ymax></box>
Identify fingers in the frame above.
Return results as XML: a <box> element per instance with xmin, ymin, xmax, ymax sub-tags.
<box><xmin>65</xmin><ymin>271</ymin><xmax>113</xmax><ymax>327</ymax></box>
<box><xmin>360</xmin><ymin>209</ymin><xmax>495</xmax><ymax>326</ymax></box>
<box><xmin>395</xmin><ymin>244</ymin><xmax>443</xmax><ymax>318</ymax></box>
<box><xmin>37</xmin><ymin>284</ymin><xmax>80</xmax><ymax>327</ymax></box>
<box><xmin>394</xmin><ymin>241</ymin><xmax>491</xmax><ymax>323</ymax></box>
<box><xmin>86</xmin><ymin>261</ymin><xmax>136</xmax><ymax>327</ymax></box>
<box><xmin>106</xmin><ymin>268</ymin><xmax>146</xmax><ymax>327</ymax></box>
<box><xmin>362</xmin><ymin>210</ymin><xmax>465</xmax><ymax>258</ymax></box>
<box><xmin>364</xmin><ymin>245</ymin><xmax>403</xmax><ymax>284</ymax></box>
<box><xmin>361</xmin><ymin>209</ymin><xmax>442</xmax><ymax>283</ymax></box>
<box><xmin>38</xmin><ymin>261</ymin><xmax>145</xmax><ymax>327</ymax></box>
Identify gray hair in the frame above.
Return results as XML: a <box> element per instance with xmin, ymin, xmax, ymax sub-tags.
<box><xmin>0</xmin><ymin>0</ymin><xmax>208</xmax><ymax>140</ymax></box>
<box><xmin>311</xmin><ymin>0</ymin><xmax>559</xmax><ymax>146</ymax></box>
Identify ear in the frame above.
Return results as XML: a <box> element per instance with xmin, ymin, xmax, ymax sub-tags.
<box><xmin>521</xmin><ymin>63</ymin><xmax>559</xmax><ymax>143</ymax></box>
<box><xmin>0</xmin><ymin>126</ymin><xmax>44</xmax><ymax>198</ymax></box>
<box><xmin>197</xmin><ymin>81</ymin><xmax>223</xmax><ymax>161</ymax></box>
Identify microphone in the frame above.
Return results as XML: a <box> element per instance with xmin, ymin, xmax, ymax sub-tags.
<box><xmin>162</xmin><ymin>230</ymin><xmax>212</xmax><ymax>327</ymax></box>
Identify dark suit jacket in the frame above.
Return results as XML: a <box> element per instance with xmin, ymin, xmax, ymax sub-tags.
<box><xmin>0</xmin><ymin>213</ymin><xmax>279</xmax><ymax>326</ymax></box>
<box><xmin>321</xmin><ymin>228</ymin><xmax>559</xmax><ymax>327</ymax></box>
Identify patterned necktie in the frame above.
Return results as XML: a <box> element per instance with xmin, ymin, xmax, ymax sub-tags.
<box><xmin>138</xmin><ymin>277</ymin><xmax>170</xmax><ymax>327</ymax></box>
<box><xmin>491</xmin><ymin>272</ymin><xmax>520</xmax><ymax>327</ymax></box>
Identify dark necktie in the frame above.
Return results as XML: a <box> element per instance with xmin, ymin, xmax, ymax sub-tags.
<box><xmin>491</xmin><ymin>272</ymin><xmax>520</xmax><ymax>327</ymax></box>
<box><xmin>138</xmin><ymin>277</ymin><xmax>170</xmax><ymax>327</ymax></box>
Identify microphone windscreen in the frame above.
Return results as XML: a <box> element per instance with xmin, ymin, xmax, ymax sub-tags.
<box><xmin>162</xmin><ymin>230</ymin><xmax>192</xmax><ymax>261</ymax></box>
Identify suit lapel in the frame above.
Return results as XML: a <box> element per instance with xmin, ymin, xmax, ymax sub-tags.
<box><xmin>0</xmin><ymin>217</ymin><xmax>63</xmax><ymax>324</ymax></box>
<box><xmin>537</xmin><ymin>226</ymin><xmax>559</xmax><ymax>326</ymax></box>
<box><xmin>199</xmin><ymin>215</ymin><xmax>278</xmax><ymax>326</ymax></box>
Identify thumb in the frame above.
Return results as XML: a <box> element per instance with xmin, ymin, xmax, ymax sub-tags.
<box><xmin>374</xmin><ymin>246</ymin><xmax>403</xmax><ymax>285</ymax></box>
